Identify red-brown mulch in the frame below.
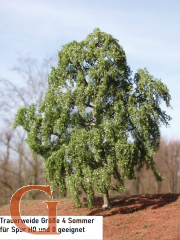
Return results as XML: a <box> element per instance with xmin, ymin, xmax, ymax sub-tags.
<box><xmin>1</xmin><ymin>193</ymin><xmax>180</xmax><ymax>239</ymax></box>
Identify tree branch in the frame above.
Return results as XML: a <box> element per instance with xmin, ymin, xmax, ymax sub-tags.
<box><xmin>0</xmin><ymin>177</ymin><xmax>13</xmax><ymax>190</ymax></box>
<box><xmin>95</xmin><ymin>42</ymin><xmax>101</xmax><ymax>48</ymax></box>
<box><xmin>76</xmin><ymin>61</ymin><xmax>88</xmax><ymax>87</ymax></box>
<box><xmin>84</xmin><ymin>123</ymin><xmax>95</xmax><ymax>126</ymax></box>
<box><xmin>121</xmin><ymin>127</ymin><xmax>136</xmax><ymax>133</ymax></box>
<box><xmin>83</xmin><ymin>79</ymin><xmax>88</xmax><ymax>87</ymax></box>
<box><xmin>0</xmin><ymin>78</ymin><xmax>29</xmax><ymax>107</ymax></box>
<box><xmin>85</xmin><ymin>103</ymin><xmax>94</xmax><ymax>108</ymax></box>
<box><xmin>53</xmin><ymin>132</ymin><xmax>61</xmax><ymax>137</ymax></box>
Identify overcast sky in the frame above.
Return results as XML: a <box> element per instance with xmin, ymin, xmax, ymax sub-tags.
<box><xmin>0</xmin><ymin>0</ymin><xmax>180</xmax><ymax>140</ymax></box>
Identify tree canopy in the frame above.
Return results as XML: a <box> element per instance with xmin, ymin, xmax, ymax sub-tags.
<box><xmin>11</xmin><ymin>28</ymin><xmax>172</xmax><ymax>209</ymax></box>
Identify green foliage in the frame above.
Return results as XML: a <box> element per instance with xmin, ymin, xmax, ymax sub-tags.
<box><xmin>11</xmin><ymin>28</ymin><xmax>172</xmax><ymax>208</ymax></box>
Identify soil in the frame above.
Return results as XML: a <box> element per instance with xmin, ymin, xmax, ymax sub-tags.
<box><xmin>1</xmin><ymin>193</ymin><xmax>180</xmax><ymax>240</ymax></box>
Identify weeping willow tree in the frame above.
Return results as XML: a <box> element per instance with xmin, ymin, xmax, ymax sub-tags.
<box><xmin>11</xmin><ymin>28</ymin><xmax>172</xmax><ymax>209</ymax></box>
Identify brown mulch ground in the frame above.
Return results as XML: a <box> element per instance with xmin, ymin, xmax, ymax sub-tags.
<box><xmin>1</xmin><ymin>193</ymin><xmax>180</xmax><ymax>239</ymax></box>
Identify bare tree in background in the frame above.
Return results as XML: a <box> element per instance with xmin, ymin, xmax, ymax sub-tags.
<box><xmin>133</xmin><ymin>165</ymin><xmax>144</xmax><ymax>195</ymax></box>
<box><xmin>153</xmin><ymin>137</ymin><xmax>169</xmax><ymax>194</ymax></box>
<box><xmin>147</xmin><ymin>136</ymin><xmax>180</xmax><ymax>195</ymax></box>
<box><xmin>164</xmin><ymin>139</ymin><xmax>180</xmax><ymax>193</ymax></box>
<box><xmin>0</xmin><ymin>54</ymin><xmax>56</xmax><ymax>205</ymax></box>
<box><xmin>0</xmin><ymin>128</ymin><xmax>13</xmax><ymax>205</ymax></box>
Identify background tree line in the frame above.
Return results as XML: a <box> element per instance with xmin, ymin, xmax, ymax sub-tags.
<box><xmin>0</xmin><ymin>54</ymin><xmax>179</xmax><ymax>208</ymax></box>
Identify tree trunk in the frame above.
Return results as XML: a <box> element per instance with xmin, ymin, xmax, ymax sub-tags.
<box><xmin>93</xmin><ymin>93</ymin><xmax>112</xmax><ymax>210</ymax></box>
<box><xmin>102</xmin><ymin>190</ymin><xmax>112</xmax><ymax>209</ymax></box>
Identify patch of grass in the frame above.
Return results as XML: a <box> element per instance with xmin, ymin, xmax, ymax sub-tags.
<box><xmin>92</xmin><ymin>207</ymin><xmax>98</xmax><ymax>210</ymax></box>
<box><xmin>21</xmin><ymin>201</ymin><xmax>28</xmax><ymax>206</ymax></box>
<box><xmin>154</xmin><ymin>235</ymin><xmax>160</xmax><ymax>238</ymax></box>
<box><xmin>116</xmin><ymin>222</ymin><xmax>123</xmax><ymax>226</ymax></box>
<box><xmin>141</xmin><ymin>225</ymin><xmax>147</xmax><ymax>229</ymax></box>
<box><xmin>133</xmin><ymin>237</ymin><xmax>142</xmax><ymax>240</ymax></box>
<box><xmin>120</xmin><ymin>226</ymin><xmax>125</xmax><ymax>228</ymax></box>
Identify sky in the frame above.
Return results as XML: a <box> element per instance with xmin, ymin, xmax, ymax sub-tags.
<box><xmin>0</xmin><ymin>0</ymin><xmax>180</xmax><ymax>140</ymax></box>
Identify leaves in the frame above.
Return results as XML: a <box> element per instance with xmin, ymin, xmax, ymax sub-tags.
<box><xmin>11</xmin><ymin>28</ymin><xmax>172</xmax><ymax>209</ymax></box>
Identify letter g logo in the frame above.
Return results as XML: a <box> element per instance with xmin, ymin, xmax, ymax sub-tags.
<box><xmin>10</xmin><ymin>185</ymin><xmax>60</xmax><ymax>235</ymax></box>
